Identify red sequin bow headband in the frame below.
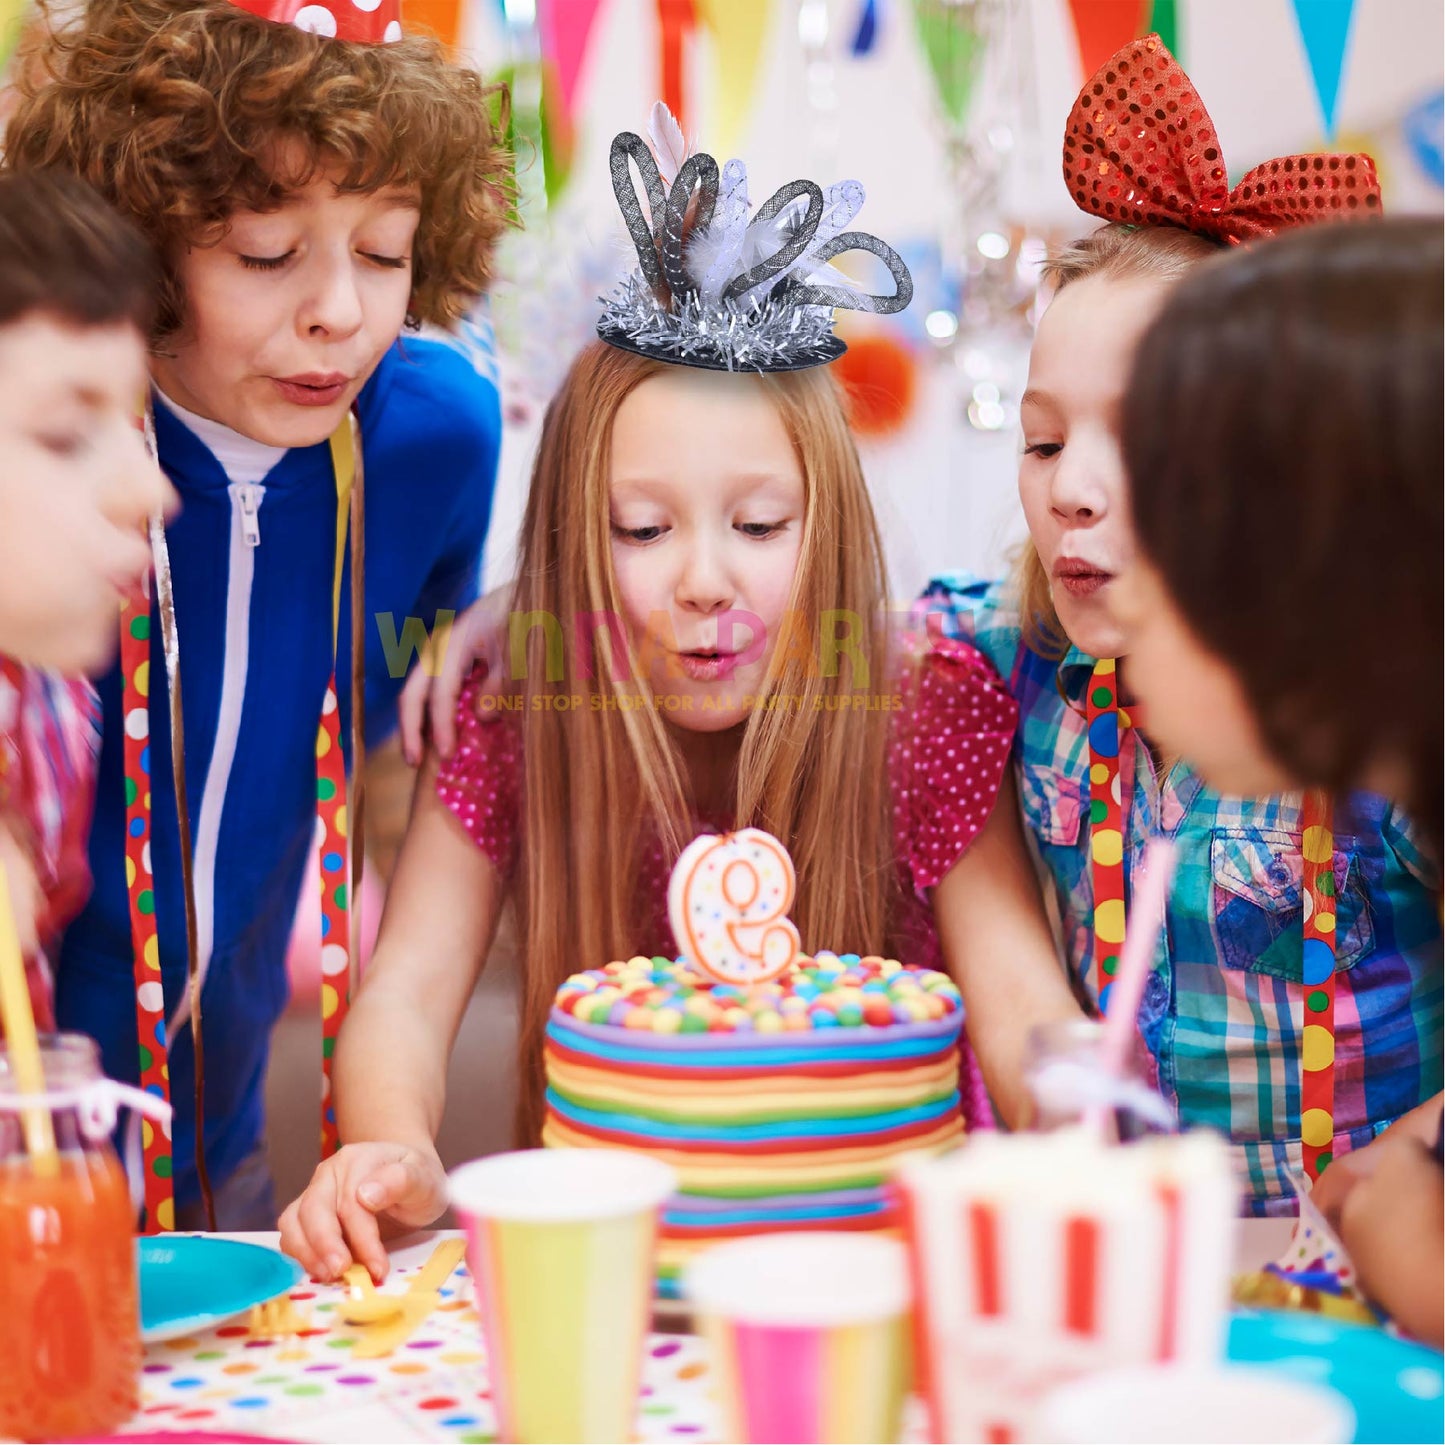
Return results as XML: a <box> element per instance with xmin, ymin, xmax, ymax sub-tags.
<box><xmin>1063</xmin><ymin>34</ymin><xmax>1382</xmax><ymax>244</ymax></box>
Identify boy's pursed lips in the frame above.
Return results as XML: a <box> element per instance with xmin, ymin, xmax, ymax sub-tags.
<box><xmin>269</xmin><ymin>371</ymin><xmax>352</xmax><ymax>406</ymax></box>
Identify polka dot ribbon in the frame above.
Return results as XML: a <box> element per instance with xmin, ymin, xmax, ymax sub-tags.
<box><xmin>1299</xmin><ymin>789</ymin><xmax>1338</xmax><ymax>1182</ymax></box>
<box><xmin>317</xmin><ymin>681</ymin><xmax>349</xmax><ymax>1158</ymax></box>
<box><xmin>320</xmin><ymin>417</ymin><xmax>366</xmax><ymax>1160</ymax></box>
<box><xmin>1062</xmin><ymin>34</ymin><xmax>1382</xmax><ymax>246</ymax></box>
<box><xmin>1086</xmin><ymin>661</ymin><xmax>1337</xmax><ymax>1181</ymax></box>
<box><xmin>1086</xmin><ymin>660</ymin><xmax>1127</xmax><ymax>1015</ymax></box>
<box><xmin>121</xmin><ymin>580</ymin><xmax>175</xmax><ymax>1233</ymax></box>
<box><xmin>123</xmin><ymin>412</ymin><xmax>365</xmax><ymax>1230</ymax></box>
<box><xmin>126</xmin><ymin>406</ymin><xmax>204</xmax><ymax>1234</ymax></box>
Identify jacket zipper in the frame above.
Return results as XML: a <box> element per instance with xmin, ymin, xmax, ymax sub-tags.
<box><xmin>166</xmin><ymin>481</ymin><xmax>264</xmax><ymax>1037</ymax></box>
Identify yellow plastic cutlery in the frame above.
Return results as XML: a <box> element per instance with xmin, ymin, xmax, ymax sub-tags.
<box><xmin>340</xmin><ymin>1262</ymin><xmax>402</xmax><ymax>1325</ymax></box>
<box><xmin>342</xmin><ymin>1237</ymin><xmax>468</xmax><ymax>1355</ymax></box>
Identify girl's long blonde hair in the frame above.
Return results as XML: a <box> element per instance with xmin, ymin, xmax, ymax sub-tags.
<box><xmin>509</xmin><ymin>342</ymin><xmax>897</xmax><ymax>1140</ymax></box>
<box><xmin>1014</xmin><ymin>223</ymin><xmax>1222</xmax><ymax>657</ymax></box>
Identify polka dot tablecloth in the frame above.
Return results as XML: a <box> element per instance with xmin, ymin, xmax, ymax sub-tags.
<box><xmin>129</xmin><ymin>1234</ymin><xmax>719</xmax><ymax>1444</ymax></box>
<box><xmin>119</xmin><ymin>1226</ymin><xmax>1441</xmax><ymax>1444</ymax></box>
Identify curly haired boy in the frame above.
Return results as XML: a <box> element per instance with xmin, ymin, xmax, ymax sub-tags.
<box><xmin>5</xmin><ymin>0</ymin><xmax>513</xmax><ymax>1229</ymax></box>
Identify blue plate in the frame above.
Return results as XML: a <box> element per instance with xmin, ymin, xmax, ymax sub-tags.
<box><xmin>1230</xmin><ymin>1308</ymin><xmax>1444</xmax><ymax>1444</ymax></box>
<box><xmin>138</xmin><ymin>1236</ymin><xmax>304</xmax><ymax>1343</ymax></box>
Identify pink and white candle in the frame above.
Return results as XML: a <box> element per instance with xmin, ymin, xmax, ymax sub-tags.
<box><xmin>667</xmin><ymin>829</ymin><xmax>802</xmax><ymax>986</ymax></box>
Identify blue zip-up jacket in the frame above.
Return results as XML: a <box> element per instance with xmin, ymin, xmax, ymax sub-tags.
<box><xmin>57</xmin><ymin>332</ymin><xmax>500</xmax><ymax>1207</ymax></box>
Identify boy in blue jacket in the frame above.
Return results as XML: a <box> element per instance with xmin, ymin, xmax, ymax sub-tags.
<box><xmin>6</xmin><ymin>0</ymin><xmax>512</xmax><ymax>1228</ymax></box>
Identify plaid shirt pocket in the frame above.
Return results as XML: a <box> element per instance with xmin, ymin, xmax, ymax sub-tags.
<box><xmin>1209</xmin><ymin>827</ymin><xmax>1376</xmax><ymax>980</ymax></box>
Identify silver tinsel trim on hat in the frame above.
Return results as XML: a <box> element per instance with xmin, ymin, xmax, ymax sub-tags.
<box><xmin>597</xmin><ymin>276</ymin><xmax>845</xmax><ymax>373</ymax></box>
<box><xmin>597</xmin><ymin>108</ymin><xmax>912</xmax><ymax>375</ymax></box>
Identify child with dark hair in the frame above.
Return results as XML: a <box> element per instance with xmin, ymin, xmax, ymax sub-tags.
<box><xmin>4</xmin><ymin>0</ymin><xmax>512</xmax><ymax>1230</ymax></box>
<box><xmin>1119</xmin><ymin>218</ymin><xmax>1442</xmax><ymax>849</ymax></box>
<box><xmin>0</xmin><ymin>169</ymin><xmax>172</xmax><ymax>1035</ymax></box>
<box><xmin>1115</xmin><ymin>216</ymin><xmax>1443</xmax><ymax>1345</ymax></box>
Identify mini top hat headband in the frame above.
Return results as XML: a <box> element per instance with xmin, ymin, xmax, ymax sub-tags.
<box><xmin>598</xmin><ymin>103</ymin><xmax>913</xmax><ymax>373</ymax></box>
<box><xmin>227</xmin><ymin>0</ymin><xmax>401</xmax><ymax>45</ymax></box>
<box><xmin>1063</xmin><ymin>34</ymin><xmax>1381</xmax><ymax>243</ymax></box>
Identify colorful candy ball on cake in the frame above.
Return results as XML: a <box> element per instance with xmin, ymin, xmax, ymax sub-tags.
<box><xmin>552</xmin><ymin>950</ymin><xmax>959</xmax><ymax>1034</ymax></box>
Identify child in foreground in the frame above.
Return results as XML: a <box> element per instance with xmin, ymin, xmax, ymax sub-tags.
<box><xmin>1117</xmin><ymin>217</ymin><xmax>1443</xmax><ymax>1346</ymax></box>
<box><xmin>0</xmin><ymin>170</ymin><xmax>172</xmax><ymax>1031</ymax></box>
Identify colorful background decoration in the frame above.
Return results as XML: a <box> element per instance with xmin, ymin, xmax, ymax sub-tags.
<box><xmin>1403</xmin><ymin>85</ymin><xmax>1444</xmax><ymax>187</ymax></box>
<box><xmin>1061</xmin><ymin>0</ymin><xmax>1180</xmax><ymax>76</ymax></box>
<box><xmin>656</xmin><ymin>0</ymin><xmax>697</xmax><ymax>132</ymax></box>
<box><xmin>1063</xmin><ymin>0</ymin><xmax>1150</xmax><ymax>80</ymax></box>
<box><xmin>851</xmin><ymin>0</ymin><xmax>880</xmax><ymax>55</ymax></box>
<box><xmin>833</xmin><ymin>328</ymin><xmax>921</xmax><ymax>438</ymax></box>
<box><xmin>451</xmin><ymin>0</ymin><xmax>1442</xmax><ymax>600</ymax></box>
<box><xmin>537</xmin><ymin>0</ymin><xmax>606</xmax><ymax>123</ymax></box>
<box><xmin>694</xmin><ymin>0</ymin><xmax>772</xmax><ymax>159</ymax></box>
<box><xmin>913</xmin><ymin>0</ymin><xmax>988</xmax><ymax>129</ymax></box>
<box><xmin>0</xmin><ymin>0</ymin><xmax>26</xmax><ymax>70</ymax></box>
<box><xmin>407</xmin><ymin>0</ymin><xmax>466</xmax><ymax>51</ymax></box>
<box><xmin>1290</xmin><ymin>0</ymin><xmax>1357</xmax><ymax>140</ymax></box>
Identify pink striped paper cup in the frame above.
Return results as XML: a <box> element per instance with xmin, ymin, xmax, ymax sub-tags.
<box><xmin>448</xmin><ymin>1149</ymin><xmax>676</xmax><ymax>1443</ymax></box>
<box><xmin>898</xmin><ymin>1130</ymin><xmax>1237</xmax><ymax>1445</ymax></box>
<box><xmin>686</xmin><ymin>1232</ymin><xmax>911</xmax><ymax>1444</ymax></box>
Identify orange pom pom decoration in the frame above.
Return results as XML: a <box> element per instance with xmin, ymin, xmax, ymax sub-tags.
<box><xmin>834</xmin><ymin>330</ymin><xmax>919</xmax><ymax>439</ymax></box>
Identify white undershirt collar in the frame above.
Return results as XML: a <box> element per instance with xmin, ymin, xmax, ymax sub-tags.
<box><xmin>153</xmin><ymin>387</ymin><xmax>288</xmax><ymax>488</ymax></box>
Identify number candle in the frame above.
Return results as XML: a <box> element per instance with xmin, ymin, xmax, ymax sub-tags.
<box><xmin>667</xmin><ymin>829</ymin><xmax>802</xmax><ymax>986</ymax></box>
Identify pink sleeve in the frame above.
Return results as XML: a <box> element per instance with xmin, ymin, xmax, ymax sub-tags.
<box><xmin>891</xmin><ymin>636</ymin><xmax>1018</xmax><ymax>897</ymax></box>
<box><xmin>433</xmin><ymin>670</ymin><xmax>523</xmax><ymax>879</ymax></box>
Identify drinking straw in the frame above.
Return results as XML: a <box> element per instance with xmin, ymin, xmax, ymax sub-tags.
<box><xmin>1087</xmin><ymin>837</ymin><xmax>1177</xmax><ymax>1138</ymax></box>
<box><xmin>0</xmin><ymin>860</ymin><xmax>58</xmax><ymax>1170</ymax></box>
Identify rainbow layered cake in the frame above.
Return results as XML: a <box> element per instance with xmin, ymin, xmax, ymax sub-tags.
<box><xmin>542</xmin><ymin>951</ymin><xmax>964</xmax><ymax>1296</ymax></box>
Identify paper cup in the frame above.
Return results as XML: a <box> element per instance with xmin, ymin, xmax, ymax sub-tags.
<box><xmin>1034</xmin><ymin>1363</ymin><xmax>1355</xmax><ymax>1444</ymax></box>
<box><xmin>899</xmin><ymin>1129</ymin><xmax>1237</xmax><ymax>1444</ymax></box>
<box><xmin>686</xmin><ymin>1232</ymin><xmax>911</xmax><ymax>1444</ymax></box>
<box><xmin>448</xmin><ymin>1148</ymin><xmax>676</xmax><ymax>1443</ymax></box>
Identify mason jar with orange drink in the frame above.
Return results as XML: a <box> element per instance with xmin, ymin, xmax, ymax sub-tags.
<box><xmin>0</xmin><ymin>1033</ymin><xmax>143</xmax><ymax>1441</ymax></box>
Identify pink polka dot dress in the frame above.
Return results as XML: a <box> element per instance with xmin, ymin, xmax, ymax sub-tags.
<box><xmin>435</xmin><ymin>635</ymin><xmax>1019</xmax><ymax>1126</ymax></box>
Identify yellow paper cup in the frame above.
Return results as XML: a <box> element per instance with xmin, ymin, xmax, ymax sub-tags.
<box><xmin>686</xmin><ymin>1232</ymin><xmax>912</xmax><ymax>1444</ymax></box>
<box><xmin>448</xmin><ymin>1148</ymin><xmax>676</xmax><ymax>1444</ymax></box>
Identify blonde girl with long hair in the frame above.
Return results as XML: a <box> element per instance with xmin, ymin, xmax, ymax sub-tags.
<box><xmin>278</xmin><ymin>332</ymin><xmax>1018</xmax><ymax>1280</ymax></box>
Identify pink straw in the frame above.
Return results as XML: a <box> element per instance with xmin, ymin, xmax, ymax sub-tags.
<box><xmin>1088</xmin><ymin>837</ymin><xmax>1178</xmax><ymax>1137</ymax></box>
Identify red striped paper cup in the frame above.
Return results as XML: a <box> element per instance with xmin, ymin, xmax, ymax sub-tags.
<box><xmin>686</xmin><ymin>1233</ymin><xmax>911</xmax><ymax>1443</ymax></box>
<box><xmin>898</xmin><ymin>1130</ymin><xmax>1236</xmax><ymax>1444</ymax></box>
